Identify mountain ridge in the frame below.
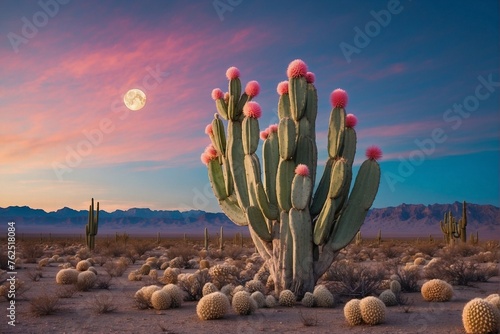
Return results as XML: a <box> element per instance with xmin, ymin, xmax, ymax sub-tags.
<box><xmin>1</xmin><ymin>201</ymin><xmax>498</xmax><ymax>237</ymax></box>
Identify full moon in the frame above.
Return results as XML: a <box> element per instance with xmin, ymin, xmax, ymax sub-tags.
<box><xmin>124</xmin><ymin>89</ymin><xmax>146</xmax><ymax>111</ymax></box>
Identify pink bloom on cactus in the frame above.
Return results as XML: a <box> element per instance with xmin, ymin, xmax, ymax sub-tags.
<box><xmin>205</xmin><ymin>124</ymin><xmax>213</xmax><ymax>136</ymax></box>
<box><xmin>295</xmin><ymin>164</ymin><xmax>310</xmax><ymax>177</ymax></box>
<box><xmin>243</xmin><ymin>101</ymin><xmax>262</xmax><ymax>119</ymax></box>
<box><xmin>200</xmin><ymin>153</ymin><xmax>210</xmax><ymax>165</ymax></box>
<box><xmin>305</xmin><ymin>72</ymin><xmax>315</xmax><ymax>84</ymax></box>
<box><xmin>260</xmin><ymin>130</ymin><xmax>269</xmax><ymax>140</ymax></box>
<box><xmin>226</xmin><ymin>66</ymin><xmax>240</xmax><ymax>80</ymax></box>
<box><xmin>204</xmin><ymin>144</ymin><xmax>218</xmax><ymax>159</ymax></box>
<box><xmin>365</xmin><ymin>145</ymin><xmax>382</xmax><ymax>161</ymax></box>
<box><xmin>224</xmin><ymin>92</ymin><xmax>229</xmax><ymax>102</ymax></box>
<box><xmin>277</xmin><ymin>81</ymin><xmax>289</xmax><ymax>95</ymax></box>
<box><xmin>345</xmin><ymin>114</ymin><xmax>358</xmax><ymax>128</ymax></box>
<box><xmin>330</xmin><ymin>88</ymin><xmax>348</xmax><ymax>108</ymax></box>
<box><xmin>286</xmin><ymin>59</ymin><xmax>308</xmax><ymax>78</ymax></box>
<box><xmin>268</xmin><ymin>124</ymin><xmax>278</xmax><ymax>133</ymax></box>
<box><xmin>245</xmin><ymin>80</ymin><xmax>260</xmax><ymax>97</ymax></box>
<box><xmin>211</xmin><ymin>88</ymin><xmax>223</xmax><ymax>100</ymax></box>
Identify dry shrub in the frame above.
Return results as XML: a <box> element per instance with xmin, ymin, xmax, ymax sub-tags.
<box><xmin>26</xmin><ymin>268</ymin><xmax>43</xmax><ymax>281</ymax></box>
<box><xmin>394</xmin><ymin>265</ymin><xmax>421</xmax><ymax>292</ymax></box>
<box><xmin>21</xmin><ymin>241</ymin><xmax>44</xmax><ymax>263</ymax></box>
<box><xmin>414</xmin><ymin>242</ymin><xmax>440</xmax><ymax>257</ymax></box>
<box><xmin>104</xmin><ymin>258</ymin><xmax>129</xmax><ymax>277</ymax></box>
<box><xmin>134</xmin><ymin>291</ymin><xmax>150</xmax><ymax>309</ymax></box>
<box><xmin>424</xmin><ymin>258</ymin><xmax>498</xmax><ymax>285</ymax></box>
<box><xmin>30</xmin><ymin>294</ymin><xmax>59</xmax><ymax>316</ymax></box>
<box><xmin>167</xmin><ymin>244</ymin><xmax>198</xmax><ymax>262</ymax></box>
<box><xmin>95</xmin><ymin>274</ymin><xmax>113</xmax><ymax>289</ymax></box>
<box><xmin>379</xmin><ymin>244</ymin><xmax>403</xmax><ymax>259</ymax></box>
<box><xmin>56</xmin><ymin>285</ymin><xmax>77</xmax><ymax>298</ymax></box>
<box><xmin>323</xmin><ymin>260</ymin><xmax>385</xmax><ymax>298</ymax></box>
<box><xmin>440</xmin><ymin>243</ymin><xmax>479</xmax><ymax>259</ymax></box>
<box><xmin>89</xmin><ymin>293</ymin><xmax>117</xmax><ymax>314</ymax></box>
<box><xmin>131</xmin><ymin>240</ymin><xmax>154</xmax><ymax>257</ymax></box>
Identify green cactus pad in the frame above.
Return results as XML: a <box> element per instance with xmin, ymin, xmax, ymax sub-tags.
<box><xmin>255</xmin><ymin>182</ymin><xmax>279</xmax><ymax>220</ymax></box>
<box><xmin>263</xmin><ymin>133</ymin><xmax>280</xmax><ymax>207</ymax></box>
<box><xmin>304</xmin><ymin>84</ymin><xmax>318</xmax><ymax>127</ymax></box>
<box><xmin>242</xmin><ymin>116</ymin><xmax>260</xmax><ymax>155</ymax></box>
<box><xmin>289</xmin><ymin>77</ymin><xmax>307</xmax><ymax>121</ymax></box>
<box><xmin>246</xmin><ymin>205</ymin><xmax>272</xmax><ymax>242</ymax></box>
<box><xmin>215</xmin><ymin>99</ymin><xmax>228</xmax><ymax>120</ymax></box>
<box><xmin>278</xmin><ymin>117</ymin><xmax>297</xmax><ymax>160</ymax></box>
<box><xmin>327</xmin><ymin>107</ymin><xmax>346</xmax><ymax>158</ymax></box>
<box><xmin>340</xmin><ymin>127</ymin><xmax>356</xmax><ymax>166</ymax></box>
<box><xmin>219</xmin><ymin>195</ymin><xmax>247</xmax><ymax>226</ymax></box>
<box><xmin>207</xmin><ymin>159</ymin><xmax>228</xmax><ymax>200</ymax></box>
<box><xmin>227</xmin><ymin>121</ymin><xmax>250</xmax><ymax>209</ymax></box>
<box><xmin>277</xmin><ymin>159</ymin><xmax>295</xmax><ymax>212</ymax></box>
<box><xmin>330</xmin><ymin>159</ymin><xmax>380</xmax><ymax>251</ymax></box>
<box><xmin>294</xmin><ymin>136</ymin><xmax>314</xmax><ymax>175</ymax></box>
<box><xmin>291</xmin><ymin>173</ymin><xmax>312</xmax><ymax>211</ymax></box>
<box><xmin>237</xmin><ymin>92</ymin><xmax>249</xmax><ymax>113</ymax></box>
<box><xmin>212</xmin><ymin>115</ymin><xmax>227</xmax><ymax>157</ymax></box>
<box><xmin>310</xmin><ymin>158</ymin><xmax>334</xmax><ymax>216</ymax></box>
<box><xmin>278</xmin><ymin>94</ymin><xmax>291</xmax><ymax>119</ymax></box>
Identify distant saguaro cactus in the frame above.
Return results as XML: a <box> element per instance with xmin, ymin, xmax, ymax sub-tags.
<box><xmin>440</xmin><ymin>201</ymin><xmax>467</xmax><ymax>245</ymax></box>
<box><xmin>85</xmin><ymin>198</ymin><xmax>99</xmax><ymax>251</ymax></box>
<box><xmin>201</xmin><ymin>60</ymin><xmax>381</xmax><ymax>297</ymax></box>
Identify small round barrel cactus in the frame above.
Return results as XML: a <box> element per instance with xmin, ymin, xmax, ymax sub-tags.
<box><xmin>162</xmin><ymin>284</ymin><xmax>183</xmax><ymax>308</ymax></box>
<box><xmin>232</xmin><ymin>291</ymin><xmax>257</xmax><ymax>315</ymax></box>
<box><xmin>265</xmin><ymin>295</ymin><xmax>277</xmax><ymax>308</ymax></box>
<box><xmin>389</xmin><ymin>280</ymin><xmax>401</xmax><ymax>294</ymax></box>
<box><xmin>196</xmin><ymin>292</ymin><xmax>230</xmax><ymax>320</ymax></box>
<box><xmin>359</xmin><ymin>296</ymin><xmax>386</xmax><ymax>325</ymax></box>
<box><xmin>344</xmin><ymin>299</ymin><xmax>363</xmax><ymax>326</ymax></box>
<box><xmin>56</xmin><ymin>268</ymin><xmax>79</xmax><ymax>284</ymax></box>
<box><xmin>151</xmin><ymin>290</ymin><xmax>172</xmax><ymax>310</ymax></box>
<box><xmin>313</xmin><ymin>285</ymin><xmax>334</xmax><ymax>308</ymax></box>
<box><xmin>279</xmin><ymin>289</ymin><xmax>296</xmax><ymax>307</ymax></box>
<box><xmin>301</xmin><ymin>292</ymin><xmax>315</xmax><ymax>308</ymax></box>
<box><xmin>77</xmin><ymin>271</ymin><xmax>97</xmax><ymax>290</ymax></box>
<box><xmin>379</xmin><ymin>289</ymin><xmax>398</xmax><ymax>306</ymax></box>
<box><xmin>251</xmin><ymin>291</ymin><xmax>266</xmax><ymax>308</ymax></box>
<box><xmin>202</xmin><ymin>282</ymin><xmax>218</xmax><ymax>296</ymax></box>
<box><xmin>421</xmin><ymin>279</ymin><xmax>453</xmax><ymax>302</ymax></box>
<box><xmin>462</xmin><ymin>298</ymin><xmax>500</xmax><ymax>334</ymax></box>
<box><xmin>76</xmin><ymin>259</ymin><xmax>91</xmax><ymax>271</ymax></box>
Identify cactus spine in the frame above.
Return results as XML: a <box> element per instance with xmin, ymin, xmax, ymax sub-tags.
<box><xmin>202</xmin><ymin>61</ymin><xmax>381</xmax><ymax>297</ymax></box>
<box><xmin>440</xmin><ymin>201</ymin><xmax>467</xmax><ymax>245</ymax></box>
<box><xmin>85</xmin><ymin>198</ymin><xmax>99</xmax><ymax>251</ymax></box>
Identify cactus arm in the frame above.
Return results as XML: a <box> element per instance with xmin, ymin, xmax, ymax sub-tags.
<box><xmin>218</xmin><ymin>195</ymin><xmax>247</xmax><ymax>226</ymax></box>
<box><xmin>255</xmin><ymin>182</ymin><xmax>279</xmax><ymax>220</ymax></box>
<box><xmin>327</xmin><ymin>107</ymin><xmax>346</xmax><ymax>159</ymax></box>
<box><xmin>276</xmin><ymin>159</ymin><xmax>295</xmax><ymax>212</ymax></box>
<box><xmin>246</xmin><ymin>205</ymin><xmax>272</xmax><ymax>242</ymax></box>
<box><xmin>329</xmin><ymin>158</ymin><xmax>380</xmax><ymax>252</ymax></box>
<box><xmin>227</xmin><ymin>120</ymin><xmax>250</xmax><ymax>209</ymax></box>
<box><xmin>289</xmin><ymin>76</ymin><xmax>307</xmax><ymax>121</ymax></box>
<box><xmin>207</xmin><ymin>159</ymin><xmax>228</xmax><ymax>200</ymax></box>
<box><xmin>310</xmin><ymin>158</ymin><xmax>334</xmax><ymax>216</ymax></box>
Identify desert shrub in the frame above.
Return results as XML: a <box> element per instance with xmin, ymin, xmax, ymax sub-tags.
<box><xmin>26</xmin><ymin>268</ymin><xmax>43</xmax><ymax>281</ymax></box>
<box><xmin>90</xmin><ymin>293</ymin><xmax>117</xmax><ymax>314</ymax></box>
<box><xmin>131</xmin><ymin>240</ymin><xmax>154</xmax><ymax>257</ymax></box>
<box><xmin>56</xmin><ymin>285</ymin><xmax>76</xmax><ymax>298</ymax></box>
<box><xmin>177</xmin><ymin>269</ymin><xmax>210</xmax><ymax>301</ymax></box>
<box><xmin>378</xmin><ymin>244</ymin><xmax>403</xmax><ymax>259</ymax></box>
<box><xmin>393</xmin><ymin>264</ymin><xmax>421</xmax><ymax>292</ymax></box>
<box><xmin>208</xmin><ymin>264</ymin><xmax>240</xmax><ymax>289</ymax></box>
<box><xmin>104</xmin><ymin>258</ymin><xmax>129</xmax><ymax>277</ymax></box>
<box><xmin>21</xmin><ymin>241</ymin><xmax>44</xmax><ymax>263</ymax></box>
<box><xmin>424</xmin><ymin>258</ymin><xmax>498</xmax><ymax>286</ymax></box>
<box><xmin>440</xmin><ymin>243</ymin><xmax>479</xmax><ymax>259</ymax></box>
<box><xmin>162</xmin><ymin>284</ymin><xmax>183</xmax><ymax>308</ymax></box>
<box><xmin>95</xmin><ymin>274</ymin><xmax>112</xmax><ymax>289</ymax></box>
<box><xmin>324</xmin><ymin>260</ymin><xmax>385</xmax><ymax>298</ymax></box>
<box><xmin>167</xmin><ymin>244</ymin><xmax>197</xmax><ymax>262</ymax></box>
<box><xmin>30</xmin><ymin>294</ymin><xmax>59</xmax><ymax>316</ymax></box>
<box><xmin>415</xmin><ymin>242</ymin><xmax>440</xmax><ymax>257</ymax></box>
<box><xmin>56</xmin><ymin>269</ymin><xmax>79</xmax><ymax>285</ymax></box>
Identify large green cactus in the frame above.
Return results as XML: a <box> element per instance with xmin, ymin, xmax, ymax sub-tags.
<box><xmin>440</xmin><ymin>200</ymin><xmax>467</xmax><ymax>245</ymax></box>
<box><xmin>201</xmin><ymin>60</ymin><xmax>381</xmax><ymax>297</ymax></box>
<box><xmin>85</xmin><ymin>198</ymin><xmax>99</xmax><ymax>250</ymax></box>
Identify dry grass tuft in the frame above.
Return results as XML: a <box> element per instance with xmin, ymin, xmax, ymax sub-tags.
<box><xmin>89</xmin><ymin>293</ymin><xmax>117</xmax><ymax>314</ymax></box>
<box><xmin>30</xmin><ymin>294</ymin><xmax>60</xmax><ymax>316</ymax></box>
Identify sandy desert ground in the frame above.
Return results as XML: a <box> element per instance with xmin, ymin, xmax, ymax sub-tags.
<box><xmin>1</xmin><ymin>236</ymin><xmax>499</xmax><ymax>334</ymax></box>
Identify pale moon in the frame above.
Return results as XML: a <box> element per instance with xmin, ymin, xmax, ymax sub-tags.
<box><xmin>124</xmin><ymin>89</ymin><xmax>146</xmax><ymax>111</ymax></box>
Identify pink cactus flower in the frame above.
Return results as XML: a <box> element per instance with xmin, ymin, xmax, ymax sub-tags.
<box><xmin>295</xmin><ymin>164</ymin><xmax>310</xmax><ymax>177</ymax></box>
<box><xmin>243</xmin><ymin>101</ymin><xmax>262</xmax><ymax>119</ymax></box>
<box><xmin>211</xmin><ymin>88</ymin><xmax>224</xmax><ymax>101</ymax></box>
<box><xmin>205</xmin><ymin>124</ymin><xmax>213</xmax><ymax>136</ymax></box>
<box><xmin>330</xmin><ymin>88</ymin><xmax>349</xmax><ymax>108</ymax></box>
<box><xmin>200</xmin><ymin>153</ymin><xmax>211</xmax><ymax>165</ymax></box>
<box><xmin>224</xmin><ymin>92</ymin><xmax>229</xmax><ymax>102</ymax></box>
<box><xmin>268</xmin><ymin>124</ymin><xmax>278</xmax><ymax>133</ymax></box>
<box><xmin>226</xmin><ymin>66</ymin><xmax>240</xmax><ymax>80</ymax></box>
<box><xmin>366</xmin><ymin>145</ymin><xmax>382</xmax><ymax>161</ymax></box>
<box><xmin>345</xmin><ymin>114</ymin><xmax>358</xmax><ymax>128</ymax></box>
<box><xmin>305</xmin><ymin>72</ymin><xmax>315</xmax><ymax>84</ymax></box>
<box><xmin>277</xmin><ymin>81</ymin><xmax>289</xmax><ymax>95</ymax></box>
<box><xmin>245</xmin><ymin>80</ymin><xmax>260</xmax><ymax>97</ymax></box>
<box><xmin>204</xmin><ymin>144</ymin><xmax>218</xmax><ymax>159</ymax></box>
<box><xmin>260</xmin><ymin>130</ymin><xmax>269</xmax><ymax>140</ymax></box>
<box><xmin>286</xmin><ymin>59</ymin><xmax>308</xmax><ymax>78</ymax></box>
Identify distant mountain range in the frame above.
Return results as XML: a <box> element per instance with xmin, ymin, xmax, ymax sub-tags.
<box><xmin>1</xmin><ymin>202</ymin><xmax>498</xmax><ymax>238</ymax></box>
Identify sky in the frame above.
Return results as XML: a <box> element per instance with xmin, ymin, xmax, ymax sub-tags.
<box><xmin>0</xmin><ymin>0</ymin><xmax>498</xmax><ymax>213</ymax></box>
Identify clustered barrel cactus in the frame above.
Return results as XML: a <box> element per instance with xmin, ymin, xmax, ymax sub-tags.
<box><xmin>202</xmin><ymin>59</ymin><xmax>382</xmax><ymax>297</ymax></box>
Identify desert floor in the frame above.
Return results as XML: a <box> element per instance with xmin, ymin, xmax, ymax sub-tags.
<box><xmin>1</xmin><ymin>237</ymin><xmax>499</xmax><ymax>334</ymax></box>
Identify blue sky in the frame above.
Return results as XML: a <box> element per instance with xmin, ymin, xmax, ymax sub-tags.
<box><xmin>0</xmin><ymin>0</ymin><xmax>498</xmax><ymax>212</ymax></box>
